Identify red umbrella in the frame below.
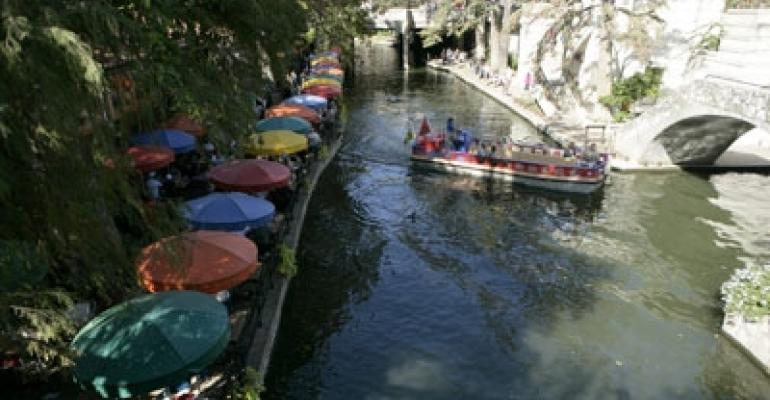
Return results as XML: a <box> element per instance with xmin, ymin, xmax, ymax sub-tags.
<box><xmin>208</xmin><ymin>159</ymin><xmax>291</xmax><ymax>193</ymax></box>
<box><xmin>302</xmin><ymin>84</ymin><xmax>342</xmax><ymax>100</ymax></box>
<box><xmin>127</xmin><ymin>145</ymin><xmax>175</xmax><ymax>173</ymax></box>
<box><xmin>265</xmin><ymin>104</ymin><xmax>322</xmax><ymax>125</ymax></box>
<box><xmin>136</xmin><ymin>230</ymin><xmax>258</xmax><ymax>294</ymax></box>
<box><xmin>164</xmin><ymin>114</ymin><xmax>206</xmax><ymax>138</ymax></box>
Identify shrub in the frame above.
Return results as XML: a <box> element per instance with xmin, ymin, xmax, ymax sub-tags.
<box><xmin>599</xmin><ymin>68</ymin><xmax>663</xmax><ymax>122</ymax></box>
<box><xmin>721</xmin><ymin>263</ymin><xmax>770</xmax><ymax>320</ymax></box>
<box><xmin>230</xmin><ymin>367</ymin><xmax>264</xmax><ymax>400</ymax></box>
<box><xmin>699</xmin><ymin>34</ymin><xmax>721</xmax><ymax>51</ymax></box>
<box><xmin>277</xmin><ymin>244</ymin><xmax>298</xmax><ymax>278</ymax></box>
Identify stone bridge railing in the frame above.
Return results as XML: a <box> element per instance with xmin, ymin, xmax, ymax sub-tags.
<box><xmin>372</xmin><ymin>7</ymin><xmax>431</xmax><ymax>30</ymax></box>
<box><xmin>613</xmin><ymin>79</ymin><xmax>770</xmax><ymax>167</ymax></box>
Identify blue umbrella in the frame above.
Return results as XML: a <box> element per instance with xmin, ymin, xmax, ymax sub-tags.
<box><xmin>132</xmin><ymin>129</ymin><xmax>196</xmax><ymax>154</ymax></box>
<box><xmin>282</xmin><ymin>94</ymin><xmax>328</xmax><ymax>111</ymax></box>
<box><xmin>255</xmin><ymin>117</ymin><xmax>312</xmax><ymax>135</ymax></box>
<box><xmin>182</xmin><ymin>192</ymin><xmax>275</xmax><ymax>231</ymax></box>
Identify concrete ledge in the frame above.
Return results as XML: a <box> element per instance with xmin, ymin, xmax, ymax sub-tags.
<box><xmin>610</xmin><ymin>158</ymin><xmax>680</xmax><ymax>172</ymax></box>
<box><xmin>244</xmin><ymin>132</ymin><xmax>345</xmax><ymax>384</ymax></box>
<box><xmin>722</xmin><ymin>314</ymin><xmax>770</xmax><ymax>376</ymax></box>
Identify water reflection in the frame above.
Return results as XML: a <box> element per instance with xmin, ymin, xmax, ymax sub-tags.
<box><xmin>266</xmin><ymin>43</ymin><xmax>770</xmax><ymax>399</ymax></box>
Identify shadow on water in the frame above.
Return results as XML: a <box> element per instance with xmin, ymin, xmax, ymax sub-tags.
<box><xmin>266</xmin><ymin>43</ymin><xmax>770</xmax><ymax>400</ymax></box>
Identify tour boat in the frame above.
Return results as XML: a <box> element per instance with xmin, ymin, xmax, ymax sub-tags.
<box><xmin>409</xmin><ymin>120</ymin><xmax>607</xmax><ymax>194</ymax></box>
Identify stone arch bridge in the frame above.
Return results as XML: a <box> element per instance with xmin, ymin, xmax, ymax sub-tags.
<box><xmin>613</xmin><ymin>79</ymin><xmax>770</xmax><ymax>168</ymax></box>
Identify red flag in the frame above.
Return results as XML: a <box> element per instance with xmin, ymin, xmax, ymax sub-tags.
<box><xmin>418</xmin><ymin>117</ymin><xmax>432</xmax><ymax>136</ymax></box>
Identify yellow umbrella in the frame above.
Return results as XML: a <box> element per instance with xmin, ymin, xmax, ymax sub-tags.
<box><xmin>243</xmin><ymin>130</ymin><xmax>308</xmax><ymax>156</ymax></box>
<box><xmin>303</xmin><ymin>78</ymin><xmax>342</xmax><ymax>89</ymax></box>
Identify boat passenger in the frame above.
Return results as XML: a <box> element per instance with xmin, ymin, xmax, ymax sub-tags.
<box><xmin>478</xmin><ymin>143</ymin><xmax>488</xmax><ymax>157</ymax></box>
<box><xmin>468</xmin><ymin>138</ymin><xmax>479</xmax><ymax>155</ymax></box>
<box><xmin>502</xmin><ymin>143</ymin><xmax>513</xmax><ymax>158</ymax></box>
<box><xmin>564</xmin><ymin>142</ymin><xmax>576</xmax><ymax>159</ymax></box>
<box><xmin>452</xmin><ymin>129</ymin><xmax>465</xmax><ymax>152</ymax></box>
<box><xmin>446</xmin><ymin>117</ymin><xmax>455</xmax><ymax>134</ymax></box>
<box><xmin>583</xmin><ymin>143</ymin><xmax>599</xmax><ymax>163</ymax></box>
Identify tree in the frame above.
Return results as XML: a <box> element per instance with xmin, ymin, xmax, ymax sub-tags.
<box><xmin>420</xmin><ymin>0</ymin><xmax>498</xmax><ymax>47</ymax></box>
<box><xmin>0</xmin><ymin>0</ymin><xmax>308</xmax><ymax>378</ymax></box>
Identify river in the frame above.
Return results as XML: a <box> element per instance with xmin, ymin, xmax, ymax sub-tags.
<box><xmin>265</xmin><ymin>43</ymin><xmax>770</xmax><ymax>399</ymax></box>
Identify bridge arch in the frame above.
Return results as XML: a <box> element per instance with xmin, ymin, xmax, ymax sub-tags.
<box><xmin>613</xmin><ymin>80</ymin><xmax>770</xmax><ymax>168</ymax></box>
<box><xmin>654</xmin><ymin>115</ymin><xmax>755</xmax><ymax>166</ymax></box>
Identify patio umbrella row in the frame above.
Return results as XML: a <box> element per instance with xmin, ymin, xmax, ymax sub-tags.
<box><xmin>303</xmin><ymin>52</ymin><xmax>344</xmax><ymax>100</ymax></box>
<box><xmin>73</xmin><ymin>48</ymin><xmax>347</xmax><ymax>399</ymax></box>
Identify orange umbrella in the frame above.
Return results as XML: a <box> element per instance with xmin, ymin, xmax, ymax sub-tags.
<box><xmin>265</xmin><ymin>104</ymin><xmax>321</xmax><ymax>125</ymax></box>
<box><xmin>127</xmin><ymin>145</ymin><xmax>175</xmax><ymax>172</ymax></box>
<box><xmin>164</xmin><ymin>114</ymin><xmax>206</xmax><ymax>138</ymax></box>
<box><xmin>136</xmin><ymin>231</ymin><xmax>258</xmax><ymax>294</ymax></box>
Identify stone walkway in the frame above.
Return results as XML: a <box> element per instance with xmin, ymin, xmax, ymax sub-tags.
<box><xmin>723</xmin><ymin>314</ymin><xmax>770</xmax><ymax>376</ymax></box>
<box><xmin>428</xmin><ymin>60</ymin><xmax>616</xmax><ymax>153</ymax></box>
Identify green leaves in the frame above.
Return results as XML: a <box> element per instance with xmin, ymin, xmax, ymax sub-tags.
<box><xmin>46</xmin><ymin>27</ymin><xmax>104</xmax><ymax>93</ymax></box>
<box><xmin>420</xmin><ymin>0</ymin><xmax>499</xmax><ymax>46</ymax></box>
<box><xmin>1</xmin><ymin>15</ymin><xmax>31</xmax><ymax>63</ymax></box>
<box><xmin>277</xmin><ymin>243</ymin><xmax>298</xmax><ymax>278</ymax></box>
<box><xmin>599</xmin><ymin>68</ymin><xmax>662</xmax><ymax>122</ymax></box>
<box><xmin>0</xmin><ymin>241</ymin><xmax>49</xmax><ymax>292</ymax></box>
<box><xmin>722</xmin><ymin>263</ymin><xmax>770</xmax><ymax>320</ymax></box>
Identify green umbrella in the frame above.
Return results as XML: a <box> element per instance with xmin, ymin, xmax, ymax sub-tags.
<box><xmin>71</xmin><ymin>291</ymin><xmax>230</xmax><ymax>398</ymax></box>
<box><xmin>255</xmin><ymin>116</ymin><xmax>312</xmax><ymax>135</ymax></box>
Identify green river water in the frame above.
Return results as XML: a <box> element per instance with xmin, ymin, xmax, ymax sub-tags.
<box><xmin>265</xmin><ymin>43</ymin><xmax>770</xmax><ymax>399</ymax></box>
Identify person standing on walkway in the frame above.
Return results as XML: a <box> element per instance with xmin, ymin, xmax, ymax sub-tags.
<box><xmin>524</xmin><ymin>72</ymin><xmax>532</xmax><ymax>91</ymax></box>
<box><xmin>145</xmin><ymin>172</ymin><xmax>163</xmax><ymax>202</ymax></box>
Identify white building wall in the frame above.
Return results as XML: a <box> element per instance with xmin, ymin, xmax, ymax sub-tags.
<box><xmin>516</xmin><ymin>3</ymin><xmax>556</xmax><ymax>89</ymax></box>
<box><xmin>653</xmin><ymin>0</ymin><xmax>725</xmax><ymax>88</ymax></box>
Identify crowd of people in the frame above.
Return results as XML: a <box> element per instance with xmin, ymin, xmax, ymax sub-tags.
<box><xmin>437</xmin><ymin>46</ymin><xmax>535</xmax><ymax>93</ymax></box>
